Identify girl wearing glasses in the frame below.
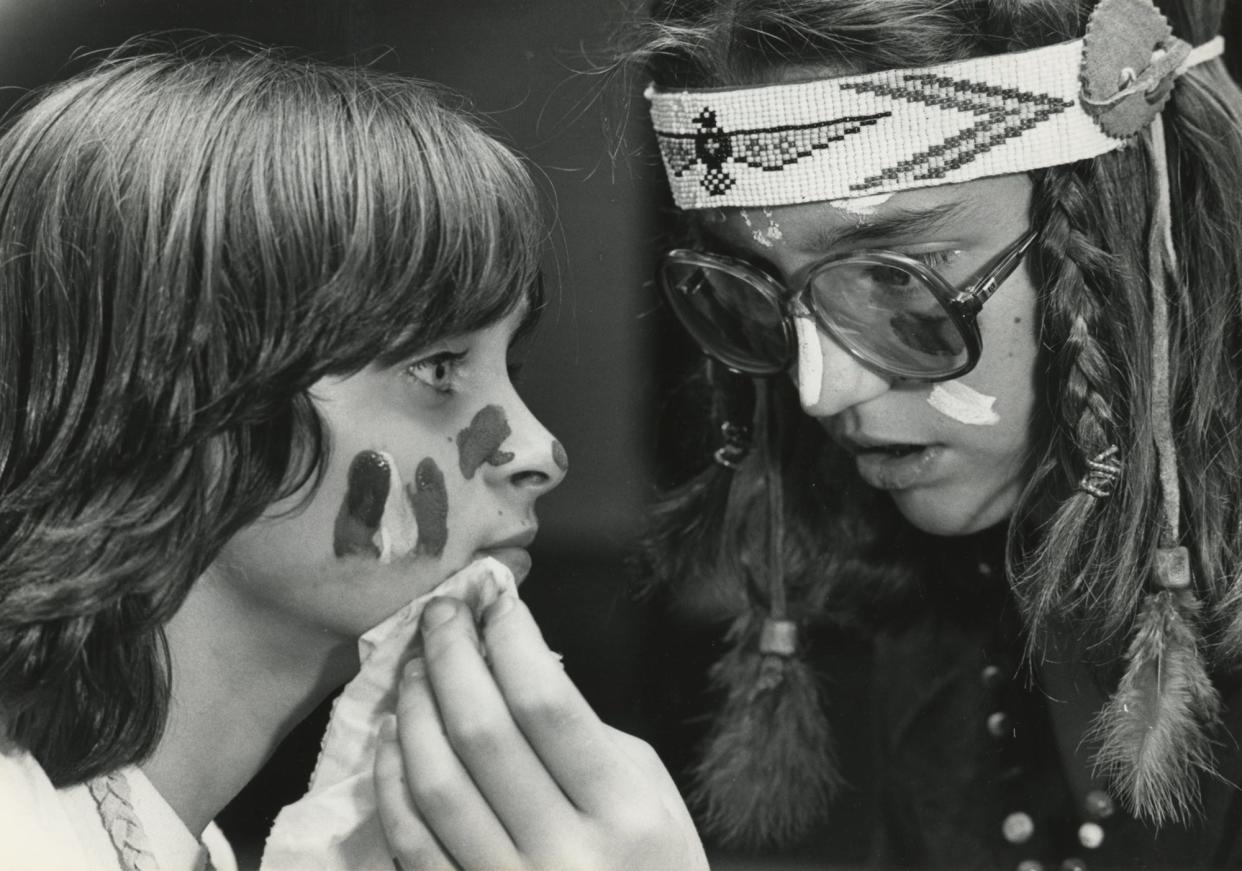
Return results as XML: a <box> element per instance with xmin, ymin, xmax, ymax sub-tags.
<box><xmin>634</xmin><ymin>0</ymin><xmax>1242</xmax><ymax>867</ymax></box>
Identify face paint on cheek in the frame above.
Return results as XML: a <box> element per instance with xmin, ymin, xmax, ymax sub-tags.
<box><xmin>456</xmin><ymin>404</ymin><xmax>513</xmax><ymax>479</ymax></box>
<box><xmin>333</xmin><ymin>451</ymin><xmax>388</xmax><ymax>558</ymax></box>
<box><xmin>927</xmin><ymin>380</ymin><xmax>1000</xmax><ymax>426</ymax></box>
<box><xmin>794</xmin><ymin>316</ymin><xmax>824</xmax><ymax>408</ymax></box>
<box><xmin>377</xmin><ymin>452</ymin><xmax>419</xmax><ymax>563</ymax></box>
<box><xmin>551</xmin><ymin>440</ymin><xmax>569</xmax><ymax>473</ymax></box>
<box><xmin>408</xmin><ymin>457</ymin><xmax>449</xmax><ymax>557</ymax></box>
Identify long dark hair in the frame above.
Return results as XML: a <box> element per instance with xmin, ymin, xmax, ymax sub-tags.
<box><xmin>0</xmin><ymin>42</ymin><xmax>545</xmax><ymax>786</ymax></box>
<box><xmin>635</xmin><ymin>0</ymin><xmax>1242</xmax><ymax>662</ymax></box>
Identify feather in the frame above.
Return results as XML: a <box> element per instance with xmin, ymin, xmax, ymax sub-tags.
<box><xmin>1088</xmin><ymin>589</ymin><xmax>1221</xmax><ymax>825</ymax></box>
<box><xmin>688</xmin><ymin>615</ymin><xmax>839</xmax><ymax>850</ymax></box>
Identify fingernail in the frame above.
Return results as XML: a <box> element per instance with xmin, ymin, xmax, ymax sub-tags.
<box><xmin>402</xmin><ymin>658</ymin><xmax>425</xmax><ymax>682</ymax></box>
<box><xmin>421</xmin><ymin>597</ymin><xmax>456</xmax><ymax>630</ymax></box>
<box><xmin>378</xmin><ymin>713</ymin><xmax>397</xmax><ymax>741</ymax></box>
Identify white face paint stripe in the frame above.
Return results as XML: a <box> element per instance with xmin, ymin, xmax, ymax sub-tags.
<box><xmin>794</xmin><ymin>315</ymin><xmax>823</xmax><ymax>408</ymax></box>
<box><xmin>376</xmin><ymin>450</ymin><xmax>419</xmax><ymax>563</ymax></box>
<box><xmin>927</xmin><ymin>380</ymin><xmax>1000</xmax><ymax>426</ymax></box>
<box><xmin>826</xmin><ymin>191</ymin><xmax>894</xmax><ymax>215</ymax></box>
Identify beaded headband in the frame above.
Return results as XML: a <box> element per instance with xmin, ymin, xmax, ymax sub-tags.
<box><xmin>646</xmin><ymin>2</ymin><xmax>1223</xmax><ymax>210</ymax></box>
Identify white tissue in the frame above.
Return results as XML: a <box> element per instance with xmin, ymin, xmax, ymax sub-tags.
<box><xmin>260</xmin><ymin>557</ymin><xmax>517</xmax><ymax>871</ymax></box>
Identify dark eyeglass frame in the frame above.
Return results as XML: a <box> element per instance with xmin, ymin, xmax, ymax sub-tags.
<box><xmin>659</xmin><ymin>228</ymin><xmax>1039</xmax><ymax>382</ymax></box>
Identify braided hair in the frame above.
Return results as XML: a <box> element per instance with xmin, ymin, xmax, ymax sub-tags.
<box><xmin>632</xmin><ymin>0</ymin><xmax>1242</xmax><ymax>836</ymax></box>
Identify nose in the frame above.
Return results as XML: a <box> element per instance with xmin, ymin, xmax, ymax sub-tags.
<box><xmin>793</xmin><ymin>315</ymin><xmax>891</xmax><ymax>416</ymax></box>
<box><xmin>480</xmin><ymin>388</ymin><xmax>566</xmax><ymax>498</ymax></box>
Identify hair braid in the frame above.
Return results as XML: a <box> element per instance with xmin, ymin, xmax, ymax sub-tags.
<box><xmin>1011</xmin><ymin>158</ymin><xmax>1158</xmax><ymax>647</ymax></box>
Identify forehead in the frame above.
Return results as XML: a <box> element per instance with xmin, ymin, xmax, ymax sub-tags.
<box><xmin>700</xmin><ymin>173</ymin><xmax>1032</xmax><ymax>256</ymax></box>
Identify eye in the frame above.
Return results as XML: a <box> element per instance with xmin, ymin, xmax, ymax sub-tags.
<box><xmin>868</xmin><ymin>264</ymin><xmax>915</xmax><ymax>288</ymax></box>
<box><xmin>406</xmin><ymin>350</ymin><xmax>467</xmax><ymax>394</ymax></box>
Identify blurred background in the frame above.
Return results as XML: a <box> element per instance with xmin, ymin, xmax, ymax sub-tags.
<box><xmin>2</xmin><ymin>2</ymin><xmax>1240</xmax><ymax>869</ymax></box>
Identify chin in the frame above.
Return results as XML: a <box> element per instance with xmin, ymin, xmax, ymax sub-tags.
<box><xmin>888</xmin><ymin>485</ymin><xmax>1018</xmax><ymax>537</ymax></box>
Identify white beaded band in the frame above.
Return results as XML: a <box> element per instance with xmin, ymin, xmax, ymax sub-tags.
<box><xmin>647</xmin><ymin>35</ymin><xmax>1223</xmax><ymax>210</ymax></box>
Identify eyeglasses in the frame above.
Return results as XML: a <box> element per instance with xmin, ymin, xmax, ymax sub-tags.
<box><xmin>658</xmin><ymin>229</ymin><xmax>1037</xmax><ymax>382</ymax></box>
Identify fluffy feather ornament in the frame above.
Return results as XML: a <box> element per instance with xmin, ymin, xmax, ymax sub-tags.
<box><xmin>1088</xmin><ymin>114</ymin><xmax>1222</xmax><ymax>826</ymax></box>
<box><xmin>1088</xmin><ymin>584</ymin><xmax>1220</xmax><ymax>825</ymax></box>
<box><xmin>688</xmin><ymin>612</ymin><xmax>839</xmax><ymax>849</ymax></box>
<box><xmin>687</xmin><ymin>378</ymin><xmax>839</xmax><ymax>849</ymax></box>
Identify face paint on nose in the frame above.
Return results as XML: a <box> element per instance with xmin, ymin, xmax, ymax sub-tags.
<box><xmin>927</xmin><ymin>380</ymin><xmax>1000</xmax><ymax>426</ymax></box>
<box><xmin>794</xmin><ymin>315</ymin><xmax>824</xmax><ymax>408</ymax></box>
<box><xmin>409</xmin><ymin>457</ymin><xmax>449</xmax><ymax>557</ymax></box>
<box><xmin>551</xmin><ymin>440</ymin><xmax>569</xmax><ymax>473</ymax></box>
<box><xmin>456</xmin><ymin>404</ymin><xmax>513</xmax><ymax>479</ymax></box>
<box><xmin>334</xmin><ymin>451</ymin><xmax>387</xmax><ymax>558</ymax></box>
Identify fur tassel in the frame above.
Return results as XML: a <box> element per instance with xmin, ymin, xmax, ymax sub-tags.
<box><xmin>688</xmin><ymin>614</ymin><xmax>839</xmax><ymax>850</ymax></box>
<box><xmin>1088</xmin><ymin>589</ymin><xmax>1221</xmax><ymax>825</ymax></box>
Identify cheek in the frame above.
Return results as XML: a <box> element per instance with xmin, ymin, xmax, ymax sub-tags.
<box><xmin>326</xmin><ymin>403</ymin><xmax>521</xmax><ymax>569</ymax></box>
<box><xmin>962</xmin><ymin>286</ymin><xmax>1039</xmax><ymax>434</ymax></box>
<box><xmin>329</xmin><ymin>449</ymin><xmax>454</xmax><ymax>566</ymax></box>
<box><xmin>927</xmin><ymin>381</ymin><xmax>999</xmax><ymax>426</ymax></box>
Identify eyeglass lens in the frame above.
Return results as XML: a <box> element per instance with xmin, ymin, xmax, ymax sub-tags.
<box><xmin>660</xmin><ymin>259</ymin><xmax>791</xmax><ymax>372</ymax></box>
<box><xmin>663</xmin><ymin>254</ymin><xmax>969</xmax><ymax>378</ymax></box>
<box><xmin>808</xmin><ymin>256</ymin><xmax>968</xmax><ymax>378</ymax></box>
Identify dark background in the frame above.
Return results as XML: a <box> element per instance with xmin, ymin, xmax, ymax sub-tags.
<box><xmin>3</xmin><ymin>3</ymin><xmax>1240</xmax><ymax>869</ymax></box>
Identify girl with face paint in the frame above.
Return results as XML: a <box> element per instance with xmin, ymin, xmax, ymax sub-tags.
<box><xmin>633</xmin><ymin>0</ymin><xmax>1242</xmax><ymax>867</ymax></box>
<box><xmin>0</xmin><ymin>44</ymin><xmax>706</xmax><ymax>871</ymax></box>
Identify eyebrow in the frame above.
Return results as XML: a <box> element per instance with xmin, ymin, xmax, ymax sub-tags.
<box><xmin>787</xmin><ymin>200</ymin><xmax>972</xmax><ymax>252</ymax></box>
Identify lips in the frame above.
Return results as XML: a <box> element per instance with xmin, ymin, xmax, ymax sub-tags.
<box><xmin>838</xmin><ymin>435</ymin><xmax>945</xmax><ymax>491</ymax></box>
<box><xmin>475</xmin><ymin>528</ymin><xmax>537</xmax><ymax>584</ymax></box>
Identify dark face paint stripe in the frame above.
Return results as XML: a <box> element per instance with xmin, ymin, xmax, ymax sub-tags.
<box><xmin>456</xmin><ymin>404</ymin><xmax>512</xmax><ymax>479</ymax></box>
<box><xmin>410</xmin><ymin>457</ymin><xmax>449</xmax><ymax>557</ymax></box>
<box><xmin>486</xmin><ymin>448</ymin><xmax>515</xmax><ymax>467</ymax></box>
<box><xmin>333</xmin><ymin>450</ymin><xmax>388</xmax><ymax>558</ymax></box>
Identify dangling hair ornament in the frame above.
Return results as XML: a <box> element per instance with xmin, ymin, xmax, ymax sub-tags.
<box><xmin>689</xmin><ymin>377</ymin><xmax>839</xmax><ymax>849</ymax></box>
<box><xmin>713</xmin><ymin>421</ymin><xmax>751</xmax><ymax>469</ymax></box>
<box><xmin>1081</xmin><ymin>0</ymin><xmax>1223</xmax><ymax>826</ymax></box>
<box><xmin>1078</xmin><ymin>445</ymin><xmax>1123</xmax><ymax>498</ymax></box>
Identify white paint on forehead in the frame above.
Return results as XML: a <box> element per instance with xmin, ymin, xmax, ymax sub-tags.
<box><xmin>739</xmin><ymin>208</ymin><xmax>784</xmax><ymax>248</ymax></box>
<box><xmin>927</xmin><ymin>380</ymin><xmax>999</xmax><ymax>426</ymax></box>
<box><xmin>794</xmin><ymin>315</ymin><xmax>823</xmax><ymax>408</ymax></box>
<box><xmin>376</xmin><ymin>450</ymin><xmax>419</xmax><ymax>563</ymax></box>
<box><xmin>825</xmin><ymin>192</ymin><xmax>894</xmax><ymax>216</ymax></box>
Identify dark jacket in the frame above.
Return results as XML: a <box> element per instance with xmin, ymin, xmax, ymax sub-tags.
<box><xmin>871</xmin><ymin>532</ymin><xmax>1242</xmax><ymax>870</ymax></box>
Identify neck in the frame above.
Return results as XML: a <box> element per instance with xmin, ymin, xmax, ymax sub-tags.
<box><xmin>141</xmin><ymin>570</ymin><xmax>358</xmax><ymax>836</ymax></box>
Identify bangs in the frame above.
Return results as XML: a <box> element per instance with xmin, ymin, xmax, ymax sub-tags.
<box><xmin>213</xmin><ymin>57</ymin><xmax>547</xmax><ymax>375</ymax></box>
<box><xmin>30</xmin><ymin>48</ymin><xmax>550</xmax><ymax>399</ymax></box>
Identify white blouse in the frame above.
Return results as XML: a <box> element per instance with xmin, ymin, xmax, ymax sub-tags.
<box><xmin>0</xmin><ymin>740</ymin><xmax>237</xmax><ymax>871</ymax></box>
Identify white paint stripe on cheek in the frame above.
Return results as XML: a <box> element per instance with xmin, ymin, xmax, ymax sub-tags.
<box><xmin>375</xmin><ymin>450</ymin><xmax>420</xmax><ymax>563</ymax></box>
<box><xmin>927</xmin><ymin>380</ymin><xmax>1000</xmax><ymax>426</ymax></box>
<box><xmin>794</xmin><ymin>315</ymin><xmax>823</xmax><ymax>408</ymax></box>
